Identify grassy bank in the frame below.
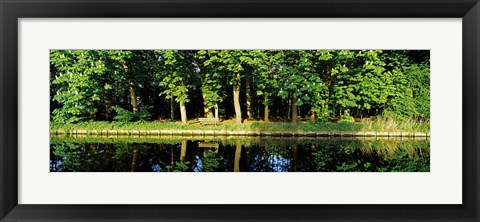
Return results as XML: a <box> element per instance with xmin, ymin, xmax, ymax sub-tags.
<box><xmin>51</xmin><ymin>118</ymin><xmax>429</xmax><ymax>133</ymax></box>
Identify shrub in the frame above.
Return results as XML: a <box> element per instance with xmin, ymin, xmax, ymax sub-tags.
<box><xmin>112</xmin><ymin>106</ymin><xmax>152</xmax><ymax>123</ymax></box>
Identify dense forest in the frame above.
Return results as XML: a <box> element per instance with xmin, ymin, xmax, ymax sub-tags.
<box><xmin>50</xmin><ymin>50</ymin><xmax>429</xmax><ymax>125</ymax></box>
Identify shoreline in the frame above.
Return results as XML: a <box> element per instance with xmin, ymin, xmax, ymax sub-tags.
<box><xmin>51</xmin><ymin>129</ymin><xmax>430</xmax><ymax>138</ymax></box>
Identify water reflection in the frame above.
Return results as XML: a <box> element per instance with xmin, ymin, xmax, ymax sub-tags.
<box><xmin>50</xmin><ymin>137</ymin><xmax>429</xmax><ymax>172</ymax></box>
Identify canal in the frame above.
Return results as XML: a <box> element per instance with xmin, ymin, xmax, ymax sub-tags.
<box><xmin>50</xmin><ymin>137</ymin><xmax>429</xmax><ymax>172</ymax></box>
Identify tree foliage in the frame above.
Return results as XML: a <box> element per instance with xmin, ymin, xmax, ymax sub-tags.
<box><xmin>50</xmin><ymin>50</ymin><xmax>429</xmax><ymax>124</ymax></box>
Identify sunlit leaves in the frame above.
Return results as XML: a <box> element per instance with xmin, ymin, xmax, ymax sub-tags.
<box><xmin>50</xmin><ymin>49</ymin><xmax>430</xmax><ymax>123</ymax></box>
<box><xmin>156</xmin><ymin>50</ymin><xmax>196</xmax><ymax>104</ymax></box>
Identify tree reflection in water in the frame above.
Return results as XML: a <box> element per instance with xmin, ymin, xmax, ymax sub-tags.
<box><xmin>50</xmin><ymin>137</ymin><xmax>429</xmax><ymax>172</ymax></box>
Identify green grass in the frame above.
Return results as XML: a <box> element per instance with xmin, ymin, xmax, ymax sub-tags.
<box><xmin>50</xmin><ymin>118</ymin><xmax>429</xmax><ymax>133</ymax></box>
<box><xmin>360</xmin><ymin>117</ymin><xmax>430</xmax><ymax>132</ymax></box>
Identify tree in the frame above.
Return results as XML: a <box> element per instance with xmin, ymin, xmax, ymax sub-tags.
<box><xmin>50</xmin><ymin>49</ymin><xmax>430</xmax><ymax>125</ymax></box>
<box><xmin>253</xmin><ymin>50</ymin><xmax>280</xmax><ymax>122</ymax></box>
<box><xmin>201</xmin><ymin>50</ymin><xmax>248</xmax><ymax>124</ymax></box>
<box><xmin>156</xmin><ymin>50</ymin><xmax>197</xmax><ymax>124</ymax></box>
<box><xmin>382</xmin><ymin>50</ymin><xmax>430</xmax><ymax>120</ymax></box>
<box><xmin>277</xmin><ymin>50</ymin><xmax>321</xmax><ymax>123</ymax></box>
<box><xmin>50</xmin><ymin>50</ymin><xmax>125</xmax><ymax>123</ymax></box>
<box><xmin>195</xmin><ymin>50</ymin><xmax>225</xmax><ymax>118</ymax></box>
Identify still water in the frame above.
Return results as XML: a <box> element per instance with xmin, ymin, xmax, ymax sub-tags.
<box><xmin>50</xmin><ymin>137</ymin><xmax>429</xmax><ymax>172</ymax></box>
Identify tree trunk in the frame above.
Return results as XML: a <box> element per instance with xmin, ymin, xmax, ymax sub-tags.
<box><xmin>234</xmin><ymin>141</ymin><xmax>242</xmax><ymax>172</ymax></box>
<box><xmin>310</xmin><ymin>108</ymin><xmax>316</xmax><ymax>123</ymax></box>
<box><xmin>170</xmin><ymin>97</ymin><xmax>175</xmax><ymax>120</ymax></box>
<box><xmin>103</xmin><ymin>82</ymin><xmax>113</xmax><ymax>121</ymax></box>
<box><xmin>142</xmin><ymin>79</ymin><xmax>151</xmax><ymax>109</ymax></box>
<box><xmin>291</xmin><ymin>91</ymin><xmax>298</xmax><ymax>123</ymax></box>
<box><xmin>233</xmin><ymin>73</ymin><xmax>242</xmax><ymax>124</ymax></box>
<box><xmin>104</xmin><ymin>97</ymin><xmax>113</xmax><ymax>121</ymax></box>
<box><xmin>246</xmin><ymin>76</ymin><xmax>252</xmax><ymax>120</ymax></box>
<box><xmin>203</xmin><ymin>91</ymin><xmax>213</xmax><ymax>118</ymax></box>
<box><xmin>129</xmin><ymin>80</ymin><xmax>138</xmax><ymax>113</ymax></box>
<box><xmin>180</xmin><ymin>101</ymin><xmax>187</xmax><ymax>124</ymax></box>
<box><xmin>214</xmin><ymin>103</ymin><xmax>219</xmax><ymax>119</ymax></box>
<box><xmin>122</xmin><ymin>61</ymin><xmax>138</xmax><ymax>114</ymax></box>
<box><xmin>287</xmin><ymin>97</ymin><xmax>291</xmax><ymax>120</ymax></box>
<box><xmin>204</xmin><ymin>106</ymin><xmax>214</xmax><ymax>118</ymax></box>
<box><xmin>180</xmin><ymin>140</ymin><xmax>187</xmax><ymax>162</ymax></box>
<box><xmin>323</xmin><ymin>99</ymin><xmax>329</xmax><ymax>121</ymax></box>
<box><xmin>264</xmin><ymin>94</ymin><xmax>269</xmax><ymax>122</ymax></box>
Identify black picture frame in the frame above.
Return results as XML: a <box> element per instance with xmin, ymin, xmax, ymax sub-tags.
<box><xmin>1</xmin><ymin>0</ymin><xmax>479</xmax><ymax>221</ymax></box>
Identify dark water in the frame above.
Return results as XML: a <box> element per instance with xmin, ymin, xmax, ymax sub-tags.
<box><xmin>50</xmin><ymin>137</ymin><xmax>429</xmax><ymax>172</ymax></box>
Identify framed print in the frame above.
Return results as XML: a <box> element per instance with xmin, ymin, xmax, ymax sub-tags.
<box><xmin>1</xmin><ymin>0</ymin><xmax>479</xmax><ymax>221</ymax></box>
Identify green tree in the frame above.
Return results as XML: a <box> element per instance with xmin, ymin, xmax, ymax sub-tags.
<box><xmin>195</xmin><ymin>50</ymin><xmax>225</xmax><ymax>118</ymax></box>
<box><xmin>353</xmin><ymin>50</ymin><xmax>390</xmax><ymax>117</ymax></box>
<box><xmin>382</xmin><ymin>50</ymin><xmax>430</xmax><ymax>120</ymax></box>
<box><xmin>50</xmin><ymin>49</ymin><xmax>430</xmax><ymax>125</ymax></box>
<box><xmin>253</xmin><ymin>50</ymin><xmax>280</xmax><ymax>122</ymax></box>
<box><xmin>156</xmin><ymin>50</ymin><xmax>197</xmax><ymax>124</ymax></box>
<box><xmin>50</xmin><ymin>50</ymin><xmax>122</xmax><ymax>123</ymax></box>
<box><xmin>277</xmin><ymin>50</ymin><xmax>324</xmax><ymax>123</ymax></box>
<box><xmin>200</xmin><ymin>50</ymin><xmax>248</xmax><ymax>124</ymax></box>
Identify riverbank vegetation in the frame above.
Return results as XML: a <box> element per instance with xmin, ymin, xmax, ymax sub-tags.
<box><xmin>51</xmin><ymin>117</ymin><xmax>429</xmax><ymax>133</ymax></box>
<box><xmin>50</xmin><ymin>50</ymin><xmax>429</xmax><ymax>131</ymax></box>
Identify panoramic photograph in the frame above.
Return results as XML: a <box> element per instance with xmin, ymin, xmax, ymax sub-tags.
<box><xmin>50</xmin><ymin>50</ymin><xmax>430</xmax><ymax>172</ymax></box>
